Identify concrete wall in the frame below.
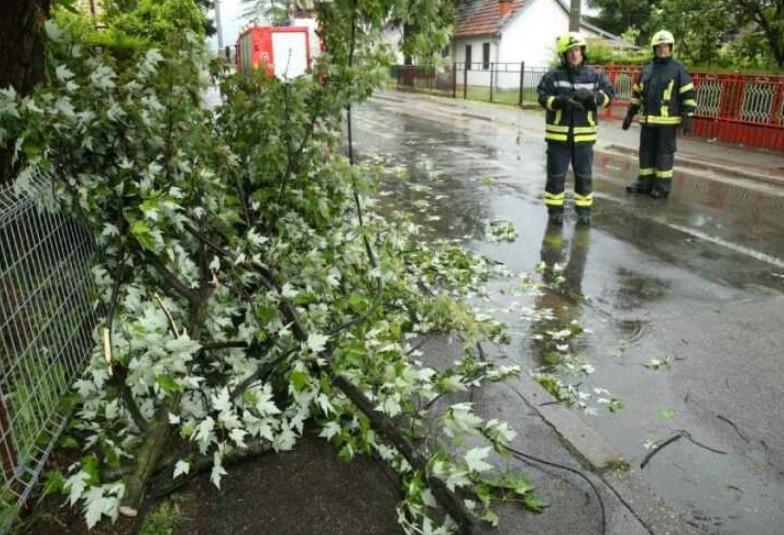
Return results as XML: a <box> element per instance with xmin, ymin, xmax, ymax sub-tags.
<box><xmin>452</xmin><ymin>36</ymin><xmax>500</xmax><ymax>87</ymax></box>
<box><xmin>492</xmin><ymin>0</ymin><xmax>607</xmax><ymax>87</ymax></box>
<box><xmin>499</xmin><ymin>0</ymin><xmax>569</xmax><ymax>68</ymax></box>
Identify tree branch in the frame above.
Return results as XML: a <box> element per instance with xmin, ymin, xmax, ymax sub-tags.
<box><xmin>142</xmin><ymin>250</ymin><xmax>199</xmax><ymax>303</ymax></box>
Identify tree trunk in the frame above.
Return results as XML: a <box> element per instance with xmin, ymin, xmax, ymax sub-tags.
<box><xmin>0</xmin><ymin>0</ymin><xmax>50</xmax><ymax>183</ymax></box>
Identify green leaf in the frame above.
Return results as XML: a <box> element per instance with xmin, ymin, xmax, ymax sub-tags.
<box><xmin>42</xmin><ymin>470</ymin><xmax>66</xmax><ymax>497</ymax></box>
<box><xmin>504</xmin><ymin>473</ymin><xmax>533</xmax><ymax>496</ymax></box>
<box><xmin>58</xmin><ymin>436</ymin><xmax>80</xmax><ymax>449</ymax></box>
<box><xmin>81</xmin><ymin>455</ymin><xmax>100</xmax><ymax>486</ymax></box>
<box><xmin>523</xmin><ymin>493</ymin><xmax>547</xmax><ymax>512</ymax></box>
<box><xmin>464</xmin><ymin>447</ymin><xmax>493</xmax><ymax>473</ymax></box>
<box><xmin>156</xmin><ymin>374</ymin><xmax>180</xmax><ymax>394</ymax></box>
<box><xmin>289</xmin><ymin>370</ymin><xmax>309</xmax><ymax>392</ymax></box>
<box><xmin>131</xmin><ymin>220</ymin><xmax>156</xmax><ymax>251</ymax></box>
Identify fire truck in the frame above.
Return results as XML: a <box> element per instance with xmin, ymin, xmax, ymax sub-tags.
<box><xmin>236</xmin><ymin>24</ymin><xmax>316</xmax><ymax>79</ymax></box>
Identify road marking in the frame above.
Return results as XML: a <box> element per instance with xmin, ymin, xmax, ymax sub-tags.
<box><xmin>667</xmin><ymin>223</ymin><xmax>784</xmax><ymax>269</ymax></box>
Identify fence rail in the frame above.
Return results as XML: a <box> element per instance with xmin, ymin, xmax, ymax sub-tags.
<box><xmin>394</xmin><ymin>63</ymin><xmax>784</xmax><ymax>151</ymax></box>
<box><xmin>0</xmin><ymin>179</ymin><xmax>98</xmax><ymax>531</ymax></box>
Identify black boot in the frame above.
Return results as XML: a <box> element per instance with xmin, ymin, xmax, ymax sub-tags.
<box><xmin>650</xmin><ymin>188</ymin><xmax>669</xmax><ymax>199</ymax></box>
<box><xmin>548</xmin><ymin>212</ymin><xmax>564</xmax><ymax>225</ymax></box>
<box><xmin>576</xmin><ymin>211</ymin><xmax>591</xmax><ymax>226</ymax></box>
<box><xmin>626</xmin><ymin>184</ymin><xmax>651</xmax><ymax>194</ymax></box>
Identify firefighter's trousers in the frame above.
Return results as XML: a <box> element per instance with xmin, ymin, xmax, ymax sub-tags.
<box><xmin>544</xmin><ymin>142</ymin><xmax>594</xmax><ymax>215</ymax></box>
<box><xmin>634</xmin><ymin>125</ymin><xmax>677</xmax><ymax>195</ymax></box>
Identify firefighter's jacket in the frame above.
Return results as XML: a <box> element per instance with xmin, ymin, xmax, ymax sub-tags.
<box><xmin>537</xmin><ymin>64</ymin><xmax>614</xmax><ymax>144</ymax></box>
<box><xmin>630</xmin><ymin>57</ymin><xmax>696</xmax><ymax>126</ymax></box>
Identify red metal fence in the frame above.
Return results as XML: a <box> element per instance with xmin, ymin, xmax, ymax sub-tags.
<box><xmin>602</xmin><ymin>65</ymin><xmax>784</xmax><ymax>151</ymax></box>
<box><xmin>395</xmin><ymin>64</ymin><xmax>784</xmax><ymax>152</ymax></box>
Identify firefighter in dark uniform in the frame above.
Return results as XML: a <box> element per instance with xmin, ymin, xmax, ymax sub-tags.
<box><xmin>538</xmin><ymin>32</ymin><xmax>614</xmax><ymax>226</ymax></box>
<box><xmin>623</xmin><ymin>30</ymin><xmax>697</xmax><ymax>198</ymax></box>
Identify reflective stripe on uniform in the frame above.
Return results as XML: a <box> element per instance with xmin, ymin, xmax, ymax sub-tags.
<box><xmin>545</xmin><ymin>124</ymin><xmax>570</xmax><ymax>133</ymax></box>
<box><xmin>544</xmin><ymin>192</ymin><xmax>565</xmax><ymax>206</ymax></box>
<box><xmin>554</xmin><ymin>81</ymin><xmax>596</xmax><ymax>90</ymax></box>
<box><xmin>683</xmin><ymin>99</ymin><xmax>697</xmax><ymax>107</ymax></box>
<box><xmin>573</xmin><ymin>125</ymin><xmax>597</xmax><ymax>133</ymax></box>
<box><xmin>600</xmin><ymin>91</ymin><xmax>610</xmax><ymax>108</ymax></box>
<box><xmin>554</xmin><ymin>109</ymin><xmax>562</xmax><ymax>125</ymax></box>
<box><xmin>585</xmin><ymin>111</ymin><xmax>596</xmax><ymax>127</ymax></box>
<box><xmin>655</xmin><ymin>169</ymin><xmax>674</xmax><ymax>178</ymax></box>
<box><xmin>679</xmin><ymin>82</ymin><xmax>694</xmax><ymax>94</ymax></box>
<box><xmin>640</xmin><ymin>115</ymin><xmax>682</xmax><ymax>125</ymax></box>
<box><xmin>661</xmin><ymin>79</ymin><xmax>675</xmax><ymax>117</ymax></box>
<box><xmin>574</xmin><ymin>134</ymin><xmax>597</xmax><ymax>142</ymax></box>
<box><xmin>574</xmin><ymin>193</ymin><xmax>594</xmax><ymax>207</ymax></box>
<box><xmin>546</xmin><ymin>96</ymin><xmax>556</xmax><ymax>110</ymax></box>
<box><xmin>545</xmin><ymin>132</ymin><xmax>568</xmax><ymax>142</ymax></box>
<box><xmin>639</xmin><ymin>168</ymin><xmax>655</xmax><ymax>176</ymax></box>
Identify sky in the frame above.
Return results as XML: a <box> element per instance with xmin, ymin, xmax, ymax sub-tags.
<box><xmin>207</xmin><ymin>0</ymin><xmax>599</xmax><ymax>51</ymax></box>
<box><xmin>207</xmin><ymin>0</ymin><xmax>246</xmax><ymax>52</ymax></box>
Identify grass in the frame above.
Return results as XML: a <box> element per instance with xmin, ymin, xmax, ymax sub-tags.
<box><xmin>140</xmin><ymin>497</ymin><xmax>186</xmax><ymax>535</ymax></box>
<box><xmin>388</xmin><ymin>82</ymin><xmax>540</xmax><ymax>108</ymax></box>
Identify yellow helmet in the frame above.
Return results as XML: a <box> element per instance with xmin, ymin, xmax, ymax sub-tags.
<box><xmin>650</xmin><ymin>30</ymin><xmax>675</xmax><ymax>51</ymax></box>
<box><xmin>556</xmin><ymin>32</ymin><xmax>588</xmax><ymax>56</ymax></box>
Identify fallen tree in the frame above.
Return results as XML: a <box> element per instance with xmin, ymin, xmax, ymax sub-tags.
<box><xmin>0</xmin><ymin>2</ymin><xmax>541</xmax><ymax>533</ymax></box>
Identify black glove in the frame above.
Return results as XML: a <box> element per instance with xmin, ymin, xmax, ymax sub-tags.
<box><xmin>622</xmin><ymin>113</ymin><xmax>634</xmax><ymax>130</ymax></box>
<box><xmin>553</xmin><ymin>94</ymin><xmax>584</xmax><ymax>111</ymax></box>
<box><xmin>682</xmin><ymin>115</ymin><xmax>693</xmax><ymax>135</ymax></box>
<box><xmin>574</xmin><ymin>88</ymin><xmax>596</xmax><ymax>109</ymax></box>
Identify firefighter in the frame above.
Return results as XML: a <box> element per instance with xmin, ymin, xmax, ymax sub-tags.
<box><xmin>537</xmin><ymin>32</ymin><xmax>614</xmax><ymax>226</ymax></box>
<box><xmin>623</xmin><ymin>30</ymin><xmax>697</xmax><ymax>198</ymax></box>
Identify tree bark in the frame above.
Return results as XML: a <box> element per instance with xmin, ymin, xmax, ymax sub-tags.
<box><xmin>0</xmin><ymin>0</ymin><xmax>51</xmax><ymax>183</ymax></box>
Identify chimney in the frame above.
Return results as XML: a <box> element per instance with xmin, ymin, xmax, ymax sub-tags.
<box><xmin>498</xmin><ymin>0</ymin><xmax>513</xmax><ymax>18</ymax></box>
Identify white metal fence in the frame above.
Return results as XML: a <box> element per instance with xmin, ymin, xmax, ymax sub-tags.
<box><xmin>0</xmin><ymin>179</ymin><xmax>98</xmax><ymax>531</ymax></box>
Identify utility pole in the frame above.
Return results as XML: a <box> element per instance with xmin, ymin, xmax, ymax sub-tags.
<box><xmin>569</xmin><ymin>0</ymin><xmax>581</xmax><ymax>32</ymax></box>
<box><xmin>215</xmin><ymin>0</ymin><xmax>224</xmax><ymax>51</ymax></box>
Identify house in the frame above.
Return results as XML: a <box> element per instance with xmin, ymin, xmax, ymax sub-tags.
<box><xmin>451</xmin><ymin>0</ymin><xmax>628</xmax><ymax>69</ymax></box>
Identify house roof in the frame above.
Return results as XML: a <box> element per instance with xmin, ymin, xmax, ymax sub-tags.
<box><xmin>453</xmin><ymin>0</ymin><xmax>624</xmax><ymax>42</ymax></box>
<box><xmin>454</xmin><ymin>0</ymin><xmax>529</xmax><ymax>37</ymax></box>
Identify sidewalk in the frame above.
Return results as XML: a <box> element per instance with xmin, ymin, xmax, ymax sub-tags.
<box><xmin>377</xmin><ymin>90</ymin><xmax>784</xmax><ymax>187</ymax></box>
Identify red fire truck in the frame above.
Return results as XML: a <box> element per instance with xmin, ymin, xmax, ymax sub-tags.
<box><xmin>236</xmin><ymin>25</ymin><xmax>312</xmax><ymax>78</ymax></box>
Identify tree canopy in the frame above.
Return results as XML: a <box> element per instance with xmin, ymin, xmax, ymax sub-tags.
<box><xmin>589</xmin><ymin>0</ymin><xmax>784</xmax><ymax>69</ymax></box>
<box><xmin>0</xmin><ymin>1</ymin><xmax>545</xmax><ymax>533</ymax></box>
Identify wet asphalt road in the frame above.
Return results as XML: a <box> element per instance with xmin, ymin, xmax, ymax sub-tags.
<box><xmin>354</xmin><ymin>94</ymin><xmax>784</xmax><ymax>535</ymax></box>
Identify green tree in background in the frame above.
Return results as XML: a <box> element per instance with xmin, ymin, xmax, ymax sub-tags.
<box><xmin>644</xmin><ymin>0</ymin><xmax>731</xmax><ymax>65</ymax></box>
<box><xmin>590</xmin><ymin>0</ymin><xmax>784</xmax><ymax>69</ymax></box>
<box><xmin>586</xmin><ymin>0</ymin><xmax>655</xmax><ymax>40</ymax></box>
<box><xmin>728</xmin><ymin>0</ymin><xmax>784</xmax><ymax>68</ymax></box>
<box><xmin>241</xmin><ymin>0</ymin><xmax>299</xmax><ymax>25</ymax></box>
<box><xmin>104</xmin><ymin>0</ymin><xmax>217</xmax><ymax>36</ymax></box>
<box><xmin>111</xmin><ymin>0</ymin><xmax>208</xmax><ymax>42</ymax></box>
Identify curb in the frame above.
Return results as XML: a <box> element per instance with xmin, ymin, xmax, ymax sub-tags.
<box><xmin>603</xmin><ymin>143</ymin><xmax>784</xmax><ymax>187</ymax></box>
<box><xmin>507</xmin><ymin>374</ymin><xmax>705</xmax><ymax>535</ymax></box>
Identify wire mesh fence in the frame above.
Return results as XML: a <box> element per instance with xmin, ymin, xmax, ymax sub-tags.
<box><xmin>0</xmin><ymin>177</ymin><xmax>98</xmax><ymax>531</ymax></box>
<box><xmin>395</xmin><ymin>62</ymin><xmax>542</xmax><ymax>107</ymax></box>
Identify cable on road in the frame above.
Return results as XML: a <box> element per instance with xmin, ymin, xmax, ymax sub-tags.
<box><xmin>501</xmin><ymin>443</ymin><xmax>607</xmax><ymax>535</ymax></box>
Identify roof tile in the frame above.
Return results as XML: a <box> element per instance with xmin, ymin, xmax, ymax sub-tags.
<box><xmin>454</xmin><ymin>0</ymin><xmax>528</xmax><ymax>37</ymax></box>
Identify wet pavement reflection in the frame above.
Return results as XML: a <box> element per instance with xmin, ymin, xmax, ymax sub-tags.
<box><xmin>355</xmin><ymin>96</ymin><xmax>784</xmax><ymax>535</ymax></box>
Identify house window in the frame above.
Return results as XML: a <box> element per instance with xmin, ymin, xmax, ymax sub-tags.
<box><xmin>442</xmin><ymin>46</ymin><xmax>449</xmax><ymax>58</ymax></box>
<box><xmin>482</xmin><ymin>43</ymin><xmax>490</xmax><ymax>70</ymax></box>
<box><xmin>465</xmin><ymin>45</ymin><xmax>472</xmax><ymax>70</ymax></box>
